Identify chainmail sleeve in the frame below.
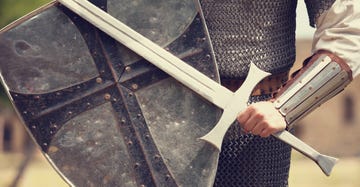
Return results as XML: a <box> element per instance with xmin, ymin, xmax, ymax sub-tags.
<box><xmin>304</xmin><ymin>0</ymin><xmax>336</xmax><ymax>27</ymax></box>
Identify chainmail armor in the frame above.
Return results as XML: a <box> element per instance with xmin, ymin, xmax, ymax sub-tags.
<box><xmin>213</xmin><ymin>94</ymin><xmax>292</xmax><ymax>187</ymax></box>
<box><xmin>198</xmin><ymin>1</ymin><xmax>337</xmax><ymax>186</ymax></box>
<box><xmin>200</xmin><ymin>0</ymin><xmax>297</xmax><ymax>79</ymax></box>
<box><xmin>305</xmin><ymin>0</ymin><xmax>336</xmax><ymax>27</ymax></box>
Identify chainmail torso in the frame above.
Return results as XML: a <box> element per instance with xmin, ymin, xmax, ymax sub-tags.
<box><xmin>214</xmin><ymin>95</ymin><xmax>292</xmax><ymax>187</ymax></box>
<box><xmin>198</xmin><ymin>0</ymin><xmax>336</xmax><ymax>186</ymax></box>
<box><xmin>200</xmin><ymin>0</ymin><xmax>297</xmax><ymax>79</ymax></box>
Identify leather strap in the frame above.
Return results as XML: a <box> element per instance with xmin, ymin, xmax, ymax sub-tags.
<box><xmin>221</xmin><ymin>71</ymin><xmax>289</xmax><ymax>96</ymax></box>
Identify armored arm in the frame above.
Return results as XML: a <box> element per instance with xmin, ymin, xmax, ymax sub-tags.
<box><xmin>274</xmin><ymin>50</ymin><xmax>352</xmax><ymax>129</ymax></box>
<box><xmin>275</xmin><ymin>0</ymin><xmax>360</xmax><ymax>129</ymax></box>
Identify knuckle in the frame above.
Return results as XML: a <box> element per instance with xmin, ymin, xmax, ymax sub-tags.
<box><xmin>237</xmin><ymin>116</ymin><xmax>245</xmax><ymax>124</ymax></box>
<box><xmin>260</xmin><ymin>130</ymin><xmax>271</xmax><ymax>137</ymax></box>
<box><xmin>247</xmin><ymin>105</ymin><xmax>257</xmax><ymax>113</ymax></box>
<box><xmin>254</xmin><ymin>113</ymin><xmax>265</xmax><ymax>120</ymax></box>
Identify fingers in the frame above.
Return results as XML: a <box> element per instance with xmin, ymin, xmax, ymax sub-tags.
<box><xmin>251</xmin><ymin>121</ymin><xmax>266</xmax><ymax>135</ymax></box>
<box><xmin>237</xmin><ymin>106</ymin><xmax>256</xmax><ymax>133</ymax></box>
<box><xmin>238</xmin><ymin>105</ymin><xmax>264</xmax><ymax>134</ymax></box>
<box><xmin>247</xmin><ymin>121</ymin><xmax>273</xmax><ymax>137</ymax></box>
<box><xmin>260</xmin><ymin>128</ymin><xmax>274</xmax><ymax>137</ymax></box>
<box><xmin>237</xmin><ymin>102</ymin><xmax>286</xmax><ymax>137</ymax></box>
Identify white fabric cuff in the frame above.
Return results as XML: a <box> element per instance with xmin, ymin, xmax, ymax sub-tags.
<box><xmin>312</xmin><ymin>0</ymin><xmax>360</xmax><ymax>78</ymax></box>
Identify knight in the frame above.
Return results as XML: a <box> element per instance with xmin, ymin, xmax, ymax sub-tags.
<box><xmin>0</xmin><ymin>0</ymin><xmax>359</xmax><ymax>186</ymax></box>
<box><xmin>199</xmin><ymin>0</ymin><xmax>360</xmax><ymax>186</ymax></box>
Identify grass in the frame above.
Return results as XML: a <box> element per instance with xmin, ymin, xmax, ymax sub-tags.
<box><xmin>1</xmin><ymin>151</ymin><xmax>359</xmax><ymax>187</ymax></box>
<box><xmin>0</xmin><ymin>0</ymin><xmax>51</xmax><ymax>28</ymax></box>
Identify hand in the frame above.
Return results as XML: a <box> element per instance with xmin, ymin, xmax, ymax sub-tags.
<box><xmin>237</xmin><ymin>101</ymin><xmax>286</xmax><ymax>137</ymax></box>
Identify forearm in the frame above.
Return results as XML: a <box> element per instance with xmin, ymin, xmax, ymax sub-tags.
<box><xmin>274</xmin><ymin>0</ymin><xmax>360</xmax><ymax>129</ymax></box>
<box><xmin>274</xmin><ymin>50</ymin><xmax>352</xmax><ymax>129</ymax></box>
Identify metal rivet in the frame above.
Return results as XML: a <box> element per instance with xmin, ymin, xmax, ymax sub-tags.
<box><xmin>131</xmin><ymin>84</ymin><xmax>138</xmax><ymax>90</ymax></box>
<box><xmin>127</xmin><ymin>141</ymin><xmax>133</xmax><ymax>146</ymax></box>
<box><xmin>31</xmin><ymin>125</ymin><xmax>36</xmax><ymax>129</ymax></box>
<box><xmin>121</xmin><ymin>118</ymin><xmax>126</xmax><ymax>124</ymax></box>
<box><xmin>96</xmin><ymin>77</ymin><xmax>103</xmax><ymax>83</ymax></box>
<box><xmin>125</xmin><ymin>66</ymin><xmax>131</xmax><ymax>72</ymax></box>
<box><xmin>68</xmin><ymin>111</ymin><xmax>73</xmax><ymax>115</ymax></box>
<box><xmin>104</xmin><ymin>93</ymin><xmax>111</xmax><ymax>100</ymax></box>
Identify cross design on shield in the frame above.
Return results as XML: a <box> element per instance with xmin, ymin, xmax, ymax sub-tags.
<box><xmin>0</xmin><ymin>0</ymin><xmax>221</xmax><ymax>186</ymax></box>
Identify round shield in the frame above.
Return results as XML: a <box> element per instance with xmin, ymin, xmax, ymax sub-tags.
<box><xmin>0</xmin><ymin>0</ymin><xmax>221</xmax><ymax>186</ymax></box>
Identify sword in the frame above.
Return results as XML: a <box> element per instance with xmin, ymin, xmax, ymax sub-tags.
<box><xmin>58</xmin><ymin>0</ymin><xmax>338</xmax><ymax>176</ymax></box>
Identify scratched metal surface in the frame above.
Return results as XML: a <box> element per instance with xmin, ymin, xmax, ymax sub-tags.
<box><xmin>0</xmin><ymin>0</ymin><xmax>221</xmax><ymax>186</ymax></box>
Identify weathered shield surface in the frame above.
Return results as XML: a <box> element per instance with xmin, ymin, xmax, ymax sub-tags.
<box><xmin>0</xmin><ymin>0</ymin><xmax>221</xmax><ymax>186</ymax></box>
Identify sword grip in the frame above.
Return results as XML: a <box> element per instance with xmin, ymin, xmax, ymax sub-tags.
<box><xmin>200</xmin><ymin>63</ymin><xmax>270</xmax><ymax>150</ymax></box>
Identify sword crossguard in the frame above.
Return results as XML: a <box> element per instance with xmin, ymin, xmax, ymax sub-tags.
<box><xmin>200</xmin><ymin>63</ymin><xmax>338</xmax><ymax>176</ymax></box>
<box><xmin>199</xmin><ymin>63</ymin><xmax>270</xmax><ymax>149</ymax></box>
<box><xmin>58</xmin><ymin>0</ymin><xmax>338</xmax><ymax>176</ymax></box>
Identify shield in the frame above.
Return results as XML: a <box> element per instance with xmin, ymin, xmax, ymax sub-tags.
<box><xmin>0</xmin><ymin>0</ymin><xmax>221</xmax><ymax>186</ymax></box>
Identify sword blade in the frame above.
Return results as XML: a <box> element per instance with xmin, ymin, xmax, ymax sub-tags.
<box><xmin>58</xmin><ymin>0</ymin><xmax>337</xmax><ymax>175</ymax></box>
<box><xmin>58</xmin><ymin>0</ymin><xmax>232</xmax><ymax>109</ymax></box>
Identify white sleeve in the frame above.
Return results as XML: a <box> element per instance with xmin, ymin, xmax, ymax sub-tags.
<box><xmin>312</xmin><ymin>0</ymin><xmax>360</xmax><ymax>78</ymax></box>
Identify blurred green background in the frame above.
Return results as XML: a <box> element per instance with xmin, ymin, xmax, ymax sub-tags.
<box><xmin>0</xmin><ymin>0</ymin><xmax>51</xmax><ymax>103</ymax></box>
<box><xmin>0</xmin><ymin>1</ymin><xmax>359</xmax><ymax>187</ymax></box>
<box><xmin>0</xmin><ymin>0</ymin><xmax>51</xmax><ymax>28</ymax></box>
